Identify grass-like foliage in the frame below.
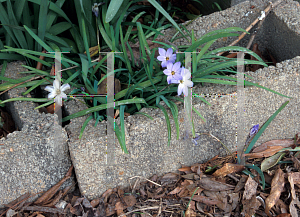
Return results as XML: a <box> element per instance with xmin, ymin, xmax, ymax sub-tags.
<box><xmin>0</xmin><ymin>0</ymin><xmax>292</xmax><ymax>155</ymax></box>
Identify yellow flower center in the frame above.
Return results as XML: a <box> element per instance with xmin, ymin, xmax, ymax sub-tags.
<box><xmin>171</xmin><ymin>71</ymin><xmax>175</xmax><ymax>75</ymax></box>
<box><xmin>56</xmin><ymin>89</ymin><xmax>61</xmax><ymax>95</ymax></box>
<box><xmin>180</xmin><ymin>80</ymin><xmax>183</xmax><ymax>84</ymax></box>
<box><xmin>166</xmin><ymin>57</ymin><xmax>169</xmax><ymax>61</ymax></box>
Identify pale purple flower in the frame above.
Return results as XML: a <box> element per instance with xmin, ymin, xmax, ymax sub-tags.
<box><xmin>192</xmin><ymin>134</ymin><xmax>200</xmax><ymax>145</ymax></box>
<box><xmin>157</xmin><ymin>48</ymin><xmax>176</xmax><ymax>68</ymax></box>
<box><xmin>170</xmin><ymin>67</ymin><xmax>193</xmax><ymax>96</ymax></box>
<box><xmin>92</xmin><ymin>2</ymin><xmax>105</xmax><ymax>17</ymax></box>
<box><xmin>163</xmin><ymin>62</ymin><xmax>182</xmax><ymax>84</ymax></box>
<box><xmin>45</xmin><ymin>79</ymin><xmax>70</xmax><ymax>106</ymax></box>
<box><xmin>250</xmin><ymin>124</ymin><xmax>259</xmax><ymax>136</ymax></box>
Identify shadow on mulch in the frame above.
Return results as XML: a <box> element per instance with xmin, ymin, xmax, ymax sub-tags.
<box><xmin>1</xmin><ymin>131</ymin><xmax>300</xmax><ymax>217</ymax></box>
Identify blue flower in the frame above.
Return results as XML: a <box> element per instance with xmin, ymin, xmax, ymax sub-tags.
<box><xmin>170</xmin><ymin>67</ymin><xmax>193</xmax><ymax>96</ymax></box>
<box><xmin>163</xmin><ymin>62</ymin><xmax>182</xmax><ymax>84</ymax></box>
<box><xmin>250</xmin><ymin>124</ymin><xmax>259</xmax><ymax>136</ymax></box>
<box><xmin>92</xmin><ymin>2</ymin><xmax>105</xmax><ymax>17</ymax></box>
<box><xmin>157</xmin><ymin>48</ymin><xmax>176</xmax><ymax>68</ymax></box>
<box><xmin>192</xmin><ymin>134</ymin><xmax>200</xmax><ymax>145</ymax></box>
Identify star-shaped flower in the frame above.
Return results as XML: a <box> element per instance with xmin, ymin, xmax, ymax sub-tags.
<box><xmin>157</xmin><ymin>48</ymin><xmax>176</xmax><ymax>68</ymax></box>
<box><xmin>170</xmin><ymin>67</ymin><xmax>193</xmax><ymax>96</ymax></box>
<box><xmin>45</xmin><ymin>79</ymin><xmax>70</xmax><ymax>106</ymax></box>
<box><xmin>163</xmin><ymin>62</ymin><xmax>182</xmax><ymax>84</ymax></box>
<box><xmin>92</xmin><ymin>2</ymin><xmax>105</xmax><ymax>17</ymax></box>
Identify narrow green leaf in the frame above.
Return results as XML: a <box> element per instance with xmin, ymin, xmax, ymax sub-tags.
<box><xmin>106</xmin><ymin>0</ymin><xmax>124</xmax><ymax>23</ymax></box>
<box><xmin>23</xmin><ymin>25</ymin><xmax>53</xmax><ymax>52</ymax></box>
<box><xmin>245</xmin><ymin>164</ymin><xmax>265</xmax><ymax>190</ymax></box>
<box><xmin>245</xmin><ymin>101</ymin><xmax>290</xmax><ymax>154</ymax></box>
<box><xmin>147</xmin><ymin>0</ymin><xmax>186</xmax><ymax>39</ymax></box>
<box><xmin>79</xmin><ymin>115</ymin><xmax>93</xmax><ymax>139</ymax></box>
<box><xmin>37</xmin><ymin>0</ymin><xmax>49</xmax><ymax>51</ymax></box>
<box><xmin>49</xmin><ymin>22</ymin><xmax>72</xmax><ymax>35</ymax></box>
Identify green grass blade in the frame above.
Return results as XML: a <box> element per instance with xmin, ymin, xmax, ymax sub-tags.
<box><xmin>245</xmin><ymin>164</ymin><xmax>265</xmax><ymax>190</ymax></box>
<box><xmin>156</xmin><ymin>104</ymin><xmax>171</xmax><ymax>146</ymax></box>
<box><xmin>124</xmin><ymin>11</ymin><xmax>146</xmax><ymax>43</ymax></box>
<box><xmin>61</xmin><ymin>98</ymin><xmax>147</xmax><ymax>122</ymax></box>
<box><xmin>49</xmin><ymin>22</ymin><xmax>72</xmax><ymax>35</ymax></box>
<box><xmin>23</xmin><ymin>25</ymin><xmax>53</xmax><ymax>52</ymax></box>
<box><xmin>147</xmin><ymin>0</ymin><xmax>186</xmax><ymax>39</ymax></box>
<box><xmin>37</xmin><ymin>0</ymin><xmax>49</xmax><ymax>51</ymax></box>
<box><xmin>245</xmin><ymin>100</ymin><xmax>290</xmax><ymax>154</ymax></box>
<box><xmin>79</xmin><ymin>115</ymin><xmax>93</xmax><ymax>139</ymax></box>
<box><xmin>133</xmin><ymin>112</ymin><xmax>154</xmax><ymax>120</ymax></box>
<box><xmin>106</xmin><ymin>0</ymin><xmax>124</xmax><ymax>23</ymax></box>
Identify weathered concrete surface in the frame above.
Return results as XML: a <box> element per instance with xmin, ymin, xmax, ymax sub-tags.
<box><xmin>0</xmin><ymin>61</ymin><xmax>74</xmax><ymax>207</ymax></box>
<box><xmin>1</xmin><ymin>0</ymin><xmax>300</xmax><ymax>204</ymax></box>
<box><xmin>65</xmin><ymin>0</ymin><xmax>300</xmax><ymax>200</ymax></box>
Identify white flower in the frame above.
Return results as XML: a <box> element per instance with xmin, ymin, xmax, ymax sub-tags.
<box><xmin>45</xmin><ymin>79</ymin><xmax>70</xmax><ymax>106</ymax></box>
<box><xmin>170</xmin><ymin>67</ymin><xmax>193</xmax><ymax>96</ymax></box>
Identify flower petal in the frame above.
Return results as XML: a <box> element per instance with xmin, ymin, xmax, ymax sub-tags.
<box><xmin>60</xmin><ymin>92</ymin><xmax>68</xmax><ymax>99</ymax></box>
<box><xmin>166</xmin><ymin>48</ymin><xmax>173</xmax><ymax>57</ymax></box>
<box><xmin>183</xmin><ymin>86</ymin><xmax>189</xmax><ymax>96</ymax></box>
<box><xmin>45</xmin><ymin>86</ymin><xmax>54</xmax><ymax>92</ymax></box>
<box><xmin>185</xmin><ymin>80</ymin><xmax>193</xmax><ymax>88</ymax></box>
<box><xmin>48</xmin><ymin>92</ymin><xmax>56</xmax><ymax>99</ymax></box>
<box><xmin>173</xmin><ymin>62</ymin><xmax>181</xmax><ymax>72</ymax></box>
<box><xmin>170</xmin><ymin>78</ymin><xmax>179</xmax><ymax>84</ymax></box>
<box><xmin>173</xmin><ymin>73</ymin><xmax>182</xmax><ymax>81</ymax></box>
<box><xmin>169</xmin><ymin>54</ymin><xmax>176</xmax><ymax>63</ymax></box>
<box><xmin>166</xmin><ymin>62</ymin><xmax>173</xmax><ymax>70</ymax></box>
<box><xmin>157</xmin><ymin>56</ymin><xmax>166</xmax><ymax>62</ymax></box>
<box><xmin>163</xmin><ymin>68</ymin><xmax>171</xmax><ymax>76</ymax></box>
<box><xmin>61</xmin><ymin>83</ymin><xmax>70</xmax><ymax>92</ymax></box>
<box><xmin>177</xmin><ymin>84</ymin><xmax>184</xmax><ymax>96</ymax></box>
<box><xmin>161</xmin><ymin>61</ymin><xmax>167</xmax><ymax>68</ymax></box>
<box><xmin>167</xmin><ymin>76</ymin><xmax>172</xmax><ymax>84</ymax></box>
<box><xmin>158</xmin><ymin>48</ymin><xmax>166</xmax><ymax>56</ymax></box>
<box><xmin>183</xmin><ymin>69</ymin><xmax>191</xmax><ymax>79</ymax></box>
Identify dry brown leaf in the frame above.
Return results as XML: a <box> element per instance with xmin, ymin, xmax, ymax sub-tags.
<box><xmin>265</xmin><ymin>168</ymin><xmax>285</xmax><ymax>216</ymax></box>
<box><xmin>90</xmin><ymin>198</ymin><xmax>100</xmax><ymax>208</ymax></box>
<box><xmin>182</xmin><ymin>173</ymin><xmax>196</xmax><ymax>180</ymax></box>
<box><xmin>169</xmin><ymin>186</ymin><xmax>184</xmax><ymax>195</ymax></box>
<box><xmin>123</xmin><ymin>195</ymin><xmax>137</xmax><ymax>208</ymax></box>
<box><xmin>244</xmin><ymin>145</ymin><xmax>284</xmax><ymax>159</ymax></box>
<box><xmin>178</xmin><ymin>166</ymin><xmax>192</xmax><ymax>173</ymax></box>
<box><xmin>212</xmin><ymin>163</ymin><xmax>245</xmax><ymax>177</ymax></box>
<box><xmin>243</xmin><ymin>175</ymin><xmax>258</xmax><ymax>200</ymax></box>
<box><xmin>115</xmin><ymin>201</ymin><xmax>125</xmax><ymax>216</ymax></box>
<box><xmin>203</xmin><ymin>190</ymin><xmax>239</xmax><ymax>212</ymax></box>
<box><xmin>291</xmin><ymin>155</ymin><xmax>300</xmax><ymax>171</ymax></box>
<box><xmin>275</xmin><ymin>214</ymin><xmax>291</xmax><ymax>217</ymax></box>
<box><xmin>234</xmin><ymin>175</ymin><xmax>247</xmax><ymax>193</ymax></box>
<box><xmin>197</xmin><ymin>177</ymin><xmax>235</xmax><ymax>191</ymax></box>
<box><xmin>252</xmin><ymin>139</ymin><xmax>296</xmax><ymax>153</ymax></box>
<box><xmin>288</xmin><ymin>172</ymin><xmax>300</xmax><ymax>217</ymax></box>
<box><xmin>185</xmin><ymin>201</ymin><xmax>197</xmax><ymax>217</ymax></box>
<box><xmin>183</xmin><ymin>195</ymin><xmax>220</xmax><ymax>206</ymax></box>
<box><xmin>241</xmin><ymin>195</ymin><xmax>261</xmax><ymax>217</ymax></box>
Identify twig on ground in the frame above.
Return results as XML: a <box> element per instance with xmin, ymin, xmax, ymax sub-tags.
<box><xmin>129</xmin><ymin>176</ymin><xmax>161</xmax><ymax>187</ymax></box>
<box><xmin>217</xmin><ymin>0</ymin><xmax>283</xmax><ymax>56</ymax></box>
